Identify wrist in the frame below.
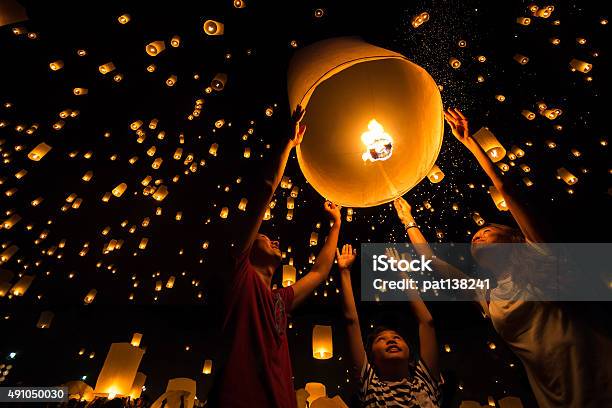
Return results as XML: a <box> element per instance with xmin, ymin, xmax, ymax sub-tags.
<box><xmin>404</xmin><ymin>220</ymin><xmax>418</xmax><ymax>230</ymax></box>
<box><xmin>401</xmin><ymin>216</ymin><xmax>415</xmax><ymax>225</ymax></box>
<box><xmin>464</xmin><ymin>138</ymin><xmax>479</xmax><ymax>152</ymax></box>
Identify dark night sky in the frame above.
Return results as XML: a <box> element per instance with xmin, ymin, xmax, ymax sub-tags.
<box><xmin>0</xmin><ymin>0</ymin><xmax>610</xmax><ymax>406</ymax></box>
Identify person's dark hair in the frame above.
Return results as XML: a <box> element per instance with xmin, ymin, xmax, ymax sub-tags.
<box><xmin>365</xmin><ymin>325</ymin><xmax>416</xmax><ymax>373</ymax></box>
<box><xmin>485</xmin><ymin>223</ymin><xmax>526</xmax><ymax>243</ymax></box>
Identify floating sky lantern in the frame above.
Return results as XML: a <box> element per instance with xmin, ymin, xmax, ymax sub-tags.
<box><xmin>472</xmin><ymin>212</ymin><xmax>485</xmax><ymax>226</ymax></box>
<box><xmin>98</xmin><ymin>62</ymin><xmax>115</xmax><ymax>75</ymax></box>
<box><xmin>305</xmin><ymin>382</ymin><xmax>326</xmax><ymax>405</ymax></box>
<box><xmin>288</xmin><ymin>37</ymin><xmax>443</xmax><ymax>207</ymax></box>
<box><xmin>411</xmin><ymin>12</ymin><xmax>429</xmax><ymax>28</ymax></box>
<box><xmin>282</xmin><ymin>265</ymin><xmax>296</xmax><ymax>287</ymax></box>
<box><xmin>131</xmin><ymin>333</ymin><xmax>143</xmax><ymax>347</ymax></box>
<box><xmin>117</xmin><ymin>14</ymin><xmax>130</xmax><ymax>24</ymax></box>
<box><xmin>145</xmin><ymin>41</ymin><xmax>165</xmax><ymax>56</ymax></box>
<box><xmin>557</xmin><ymin>167</ymin><xmax>578</xmax><ymax>185</ymax></box>
<box><xmin>510</xmin><ymin>145</ymin><xmax>525</xmax><ymax>158</ymax></box>
<box><xmin>128</xmin><ymin>372</ymin><xmax>146</xmax><ymax>400</ymax></box>
<box><xmin>569</xmin><ymin>58</ymin><xmax>592</xmax><ymax>73</ymax></box>
<box><xmin>10</xmin><ymin>275</ymin><xmax>33</xmax><ymax>295</ymax></box>
<box><xmin>472</xmin><ymin>127</ymin><xmax>506</xmax><ymax>162</ymax></box>
<box><xmin>312</xmin><ymin>325</ymin><xmax>333</xmax><ymax>359</ymax></box>
<box><xmin>84</xmin><ymin>289</ymin><xmax>97</xmax><ymax>304</ymax></box>
<box><xmin>93</xmin><ymin>343</ymin><xmax>145</xmax><ymax>399</ymax></box>
<box><xmin>36</xmin><ymin>311</ymin><xmax>54</xmax><ymax>329</ymax></box>
<box><xmin>28</xmin><ymin>142</ymin><xmax>51</xmax><ymax>161</ymax></box>
<box><xmin>211</xmin><ymin>73</ymin><xmax>227</xmax><ymax>91</ymax></box>
<box><xmin>202</xmin><ymin>359</ymin><xmax>212</xmax><ymax>374</ymax></box>
<box><xmin>514</xmin><ymin>54</ymin><xmax>529</xmax><ymax>65</ymax></box>
<box><xmin>49</xmin><ymin>60</ymin><xmax>64</xmax><ymax>71</ymax></box>
<box><xmin>517</xmin><ymin>16</ymin><xmax>531</xmax><ymax>25</ymax></box>
<box><xmin>427</xmin><ymin>164</ymin><xmax>445</xmax><ymax>183</ymax></box>
<box><xmin>203</xmin><ymin>19</ymin><xmax>224</xmax><ymax>36</ymax></box>
<box><xmin>522</xmin><ymin>110</ymin><xmax>536</xmax><ymax>120</ymax></box>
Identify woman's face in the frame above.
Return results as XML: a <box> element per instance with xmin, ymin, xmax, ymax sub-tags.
<box><xmin>471</xmin><ymin>225</ymin><xmax>509</xmax><ymax>245</ymax></box>
<box><xmin>471</xmin><ymin>225</ymin><xmax>520</xmax><ymax>271</ymax></box>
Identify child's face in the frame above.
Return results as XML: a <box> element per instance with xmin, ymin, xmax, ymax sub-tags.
<box><xmin>251</xmin><ymin>234</ymin><xmax>282</xmax><ymax>263</ymax></box>
<box><xmin>371</xmin><ymin>330</ymin><xmax>410</xmax><ymax>365</ymax></box>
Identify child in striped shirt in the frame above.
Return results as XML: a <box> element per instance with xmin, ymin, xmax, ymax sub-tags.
<box><xmin>337</xmin><ymin>245</ymin><xmax>442</xmax><ymax>407</ymax></box>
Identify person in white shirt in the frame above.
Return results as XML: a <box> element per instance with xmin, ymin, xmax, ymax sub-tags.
<box><xmin>391</xmin><ymin>108</ymin><xmax>612</xmax><ymax>408</ymax></box>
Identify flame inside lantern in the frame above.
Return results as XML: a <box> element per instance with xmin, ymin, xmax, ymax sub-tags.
<box><xmin>361</xmin><ymin>119</ymin><xmax>393</xmax><ymax>162</ymax></box>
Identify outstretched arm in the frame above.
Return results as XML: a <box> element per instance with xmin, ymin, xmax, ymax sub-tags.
<box><xmin>338</xmin><ymin>244</ymin><xmax>367</xmax><ymax>377</ymax></box>
<box><xmin>394</xmin><ymin>197</ymin><xmax>470</xmax><ymax>281</ymax></box>
<box><xmin>444</xmin><ymin>108</ymin><xmax>553</xmax><ymax>242</ymax></box>
<box><xmin>386</xmin><ymin>248</ymin><xmax>440</xmax><ymax>379</ymax></box>
<box><xmin>291</xmin><ymin>201</ymin><xmax>341</xmax><ymax>310</ymax></box>
<box><xmin>233</xmin><ymin>106</ymin><xmax>306</xmax><ymax>256</ymax></box>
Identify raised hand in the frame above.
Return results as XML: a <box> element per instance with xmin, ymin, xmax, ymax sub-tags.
<box><xmin>393</xmin><ymin>197</ymin><xmax>413</xmax><ymax>225</ymax></box>
<box><xmin>336</xmin><ymin>244</ymin><xmax>357</xmax><ymax>270</ymax></box>
<box><xmin>289</xmin><ymin>104</ymin><xmax>306</xmax><ymax>148</ymax></box>
<box><xmin>444</xmin><ymin>108</ymin><xmax>474</xmax><ymax>146</ymax></box>
<box><xmin>323</xmin><ymin>200</ymin><xmax>342</xmax><ymax>225</ymax></box>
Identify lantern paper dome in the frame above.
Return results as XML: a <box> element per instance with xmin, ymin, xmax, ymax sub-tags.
<box><xmin>288</xmin><ymin>37</ymin><xmax>443</xmax><ymax>207</ymax></box>
<box><xmin>93</xmin><ymin>342</ymin><xmax>145</xmax><ymax>398</ymax></box>
<box><xmin>0</xmin><ymin>0</ymin><xmax>28</xmax><ymax>27</ymax></box>
<box><xmin>63</xmin><ymin>381</ymin><xmax>94</xmax><ymax>402</ymax></box>
<box><xmin>305</xmin><ymin>382</ymin><xmax>327</xmax><ymax>405</ymax></box>
<box><xmin>165</xmin><ymin>378</ymin><xmax>196</xmax><ymax>408</ymax></box>
<box><xmin>128</xmin><ymin>372</ymin><xmax>146</xmax><ymax>400</ymax></box>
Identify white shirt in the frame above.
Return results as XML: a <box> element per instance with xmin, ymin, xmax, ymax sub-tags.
<box><xmin>484</xmin><ymin>244</ymin><xmax>612</xmax><ymax>407</ymax></box>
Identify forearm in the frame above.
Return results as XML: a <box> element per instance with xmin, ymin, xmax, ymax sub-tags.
<box><xmin>468</xmin><ymin>141</ymin><xmax>550</xmax><ymax>242</ymax></box>
<box><xmin>399</xmin><ymin>214</ymin><xmax>435</xmax><ymax>259</ymax></box>
<box><xmin>409</xmin><ymin>296</ymin><xmax>434</xmax><ymax>325</ymax></box>
<box><xmin>311</xmin><ymin>223</ymin><xmax>341</xmax><ymax>276</ymax></box>
<box><xmin>467</xmin><ymin>141</ymin><xmax>506</xmax><ymax>192</ymax></box>
<box><xmin>404</xmin><ymin>223</ymin><xmax>470</xmax><ymax>281</ymax></box>
<box><xmin>340</xmin><ymin>270</ymin><xmax>359</xmax><ymax>323</ymax></box>
<box><xmin>340</xmin><ymin>270</ymin><xmax>367</xmax><ymax>372</ymax></box>
<box><xmin>263</xmin><ymin>141</ymin><xmax>293</xmax><ymax>190</ymax></box>
<box><xmin>412</xmin><ymin>297</ymin><xmax>440</xmax><ymax>379</ymax></box>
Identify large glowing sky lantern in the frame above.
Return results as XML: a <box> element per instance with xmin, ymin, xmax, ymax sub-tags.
<box><xmin>288</xmin><ymin>37</ymin><xmax>443</xmax><ymax>207</ymax></box>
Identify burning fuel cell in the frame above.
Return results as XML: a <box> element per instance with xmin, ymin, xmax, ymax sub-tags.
<box><xmin>361</xmin><ymin>119</ymin><xmax>393</xmax><ymax>162</ymax></box>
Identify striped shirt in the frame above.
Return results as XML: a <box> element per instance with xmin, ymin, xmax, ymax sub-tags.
<box><xmin>359</xmin><ymin>359</ymin><xmax>442</xmax><ymax>407</ymax></box>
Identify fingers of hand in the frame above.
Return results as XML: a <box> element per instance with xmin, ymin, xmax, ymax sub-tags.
<box><xmin>446</xmin><ymin>108</ymin><xmax>460</xmax><ymax>121</ymax></box>
<box><xmin>454</xmin><ymin>107</ymin><xmax>467</xmax><ymax>120</ymax></box>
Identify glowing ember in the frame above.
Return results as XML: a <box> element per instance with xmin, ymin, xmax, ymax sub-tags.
<box><xmin>361</xmin><ymin>119</ymin><xmax>393</xmax><ymax>162</ymax></box>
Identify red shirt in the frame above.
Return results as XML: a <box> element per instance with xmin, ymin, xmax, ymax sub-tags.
<box><xmin>212</xmin><ymin>250</ymin><xmax>296</xmax><ymax>408</ymax></box>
